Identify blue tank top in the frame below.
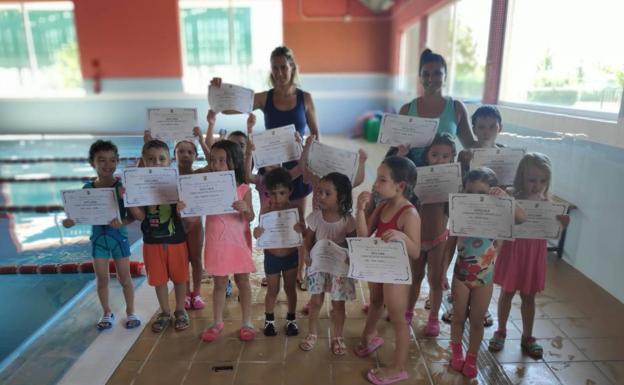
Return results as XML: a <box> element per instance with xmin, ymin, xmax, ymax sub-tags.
<box><xmin>406</xmin><ymin>97</ymin><xmax>458</xmax><ymax>167</ymax></box>
<box><xmin>263</xmin><ymin>88</ymin><xmax>307</xmax><ymax>136</ymax></box>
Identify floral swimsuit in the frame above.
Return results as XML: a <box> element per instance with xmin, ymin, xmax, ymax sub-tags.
<box><xmin>454</xmin><ymin>237</ymin><xmax>498</xmax><ymax>288</ymax></box>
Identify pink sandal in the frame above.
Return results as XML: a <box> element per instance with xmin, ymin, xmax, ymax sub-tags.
<box><xmin>239</xmin><ymin>325</ymin><xmax>256</xmax><ymax>341</ymax></box>
<box><xmin>366</xmin><ymin>368</ymin><xmax>408</xmax><ymax>385</ymax></box>
<box><xmin>201</xmin><ymin>322</ymin><xmax>224</xmax><ymax>343</ymax></box>
<box><xmin>354</xmin><ymin>336</ymin><xmax>384</xmax><ymax>357</ymax></box>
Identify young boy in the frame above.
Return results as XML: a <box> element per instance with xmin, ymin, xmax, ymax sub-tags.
<box><xmin>253</xmin><ymin>167</ymin><xmax>304</xmax><ymax>336</ymax></box>
<box><xmin>126</xmin><ymin>139</ymin><xmax>190</xmax><ymax>333</ymax></box>
<box><xmin>63</xmin><ymin>140</ymin><xmax>139</xmax><ymax>330</ymax></box>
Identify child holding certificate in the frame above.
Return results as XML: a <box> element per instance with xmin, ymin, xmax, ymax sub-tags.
<box><xmin>490</xmin><ymin>153</ymin><xmax>569</xmax><ymax>359</ymax></box>
<box><xmin>198</xmin><ymin>140</ymin><xmax>257</xmax><ymax>343</ymax></box>
<box><xmin>299</xmin><ymin>172</ymin><xmax>356</xmax><ymax>355</ymax></box>
<box><xmin>355</xmin><ymin>156</ymin><xmax>421</xmax><ymax>385</ymax></box>
<box><xmin>253</xmin><ymin>167</ymin><xmax>305</xmax><ymax>337</ymax></box>
<box><xmin>449</xmin><ymin>168</ymin><xmax>525</xmax><ymax>378</ymax></box>
<box><xmin>62</xmin><ymin>140</ymin><xmax>139</xmax><ymax>330</ymax></box>
<box><xmin>126</xmin><ymin>140</ymin><xmax>190</xmax><ymax>333</ymax></box>
<box><xmin>407</xmin><ymin>134</ymin><xmax>456</xmax><ymax>335</ymax></box>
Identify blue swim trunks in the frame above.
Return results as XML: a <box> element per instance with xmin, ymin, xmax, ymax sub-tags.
<box><xmin>91</xmin><ymin>227</ymin><xmax>130</xmax><ymax>259</ymax></box>
<box><xmin>264</xmin><ymin>249</ymin><xmax>299</xmax><ymax>275</ymax></box>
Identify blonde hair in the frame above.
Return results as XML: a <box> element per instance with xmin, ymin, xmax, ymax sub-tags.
<box><xmin>269</xmin><ymin>46</ymin><xmax>300</xmax><ymax>87</ymax></box>
<box><xmin>513</xmin><ymin>152</ymin><xmax>552</xmax><ymax>197</ymax></box>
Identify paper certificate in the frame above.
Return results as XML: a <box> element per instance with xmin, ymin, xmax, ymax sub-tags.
<box><xmin>415</xmin><ymin>163</ymin><xmax>462</xmax><ymax>204</ymax></box>
<box><xmin>257</xmin><ymin>208</ymin><xmax>302</xmax><ymax>248</ymax></box>
<box><xmin>378</xmin><ymin>113</ymin><xmax>439</xmax><ymax>147</ymax></box>
<box><xmin>177</xmin><ymin>171</ymin><xmax>237</xmax><ymax>217</ymax></box>
<box><xmin>251</xmin><ymin>125</ymin><xmax>302</xmax><ymax>168</ymax></box>
<box><xmin>61</xmin><ymin>188</ymin><xmax>120</xmax><ymax>225</ymax></box>
<box><xmin>147</xmin><ymin>108</ymin><xmax>197</xmax><ymax>141</ymax></box>
<box><xmin>208</xmin><ymin>83</ymin><xmax>254</xmax><ymax>113</ymax></box>
<box><xmin>346</xmin><ymin>238</ymin><xmax>412</xmax><ymax>284</ymax></box>
<box><xmin>122</xmin><ymin>167</ymin><xmax>179</xmax><ymax>207</ymax></box>
<box><xmin>470</xmin><ymin>148</ymin><xmax>526</xmax><ymax>186</ymax></box>
<box><xmin>513</xmin><ymin>200</ymin><xmax>567</xmax><ymax>240</ymax></box>
<box><xmin>449</xmin><ymin>194</ymin><xmax>515</xmax><ymax>240</ymax></box>
<box><xmin>306</xmin><ymin>141</ymin><xmax>359</xmax><ymax>182</ymax></box>
<box><xmin>308</xmin><ymin>240</ymin><xmax>350</xmax><ymax>277</ymax></box>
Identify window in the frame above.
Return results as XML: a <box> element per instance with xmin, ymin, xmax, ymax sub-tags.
<box><xmin>398</xmin><ymin>21</ymin><xmax>420</xmax><ymax>92</ymax></box>
<box><xmin>179</xmin><ymin>0</ymin><xmax>282</xmax><ymax>93</ymax></box>
<box><xmin>426</xmin><ymin>0</ymin><xmax>491</xmax><ymax>101</ymax></box>
<box><xmin>500</xmin><ymin>0</ymin><xmax>623</xmax><ymax>116</ymax></box>
<box><xmin>0</xmin><ymin>2</ymin><xmax>82</xmax><ymax>96</ymax></box>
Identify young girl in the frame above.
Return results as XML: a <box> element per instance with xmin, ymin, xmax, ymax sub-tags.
<box><xmin>406</xmin><ymin>134</ymin><xmax>456</xmax><ymax>335</ymax></box>
<box><xmin>62</xmin><ymin>140</ymin><xmax>138</xmax><ymax>330</ymax></box>
<box><xmin>355</xmin><ymin>156</ymin><xmax>421</xmax><ymax>385</ymax></box>
<box><xmin>449</xmin><ymin>168</ymin><xmax>525</xmax><ymax>378</ymax></box>
<box><xmin>197</xmin><ymin>139</ymin><xmax>257</xmax><ymax>342</ymax></box>
<box><xmin>489</xmin><ymin>153</ymin><xmax>569</xmax><ymax>359</ymax></box>
<box><xmin>299</xmin><ymin>172</ymin><xmax>356</xmax><ymax>355</ymax></box>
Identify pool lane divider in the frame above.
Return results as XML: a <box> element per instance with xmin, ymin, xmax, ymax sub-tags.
<box><xmin>0</xmin><ymin>261</ymin><xmax>145</xmax><ymax>276</ymax></box>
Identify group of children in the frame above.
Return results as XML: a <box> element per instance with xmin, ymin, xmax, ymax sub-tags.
<box><xmin>63</xmin><ymin>104</ymin><xmax>568</xmax><ymax>385</ymax></box>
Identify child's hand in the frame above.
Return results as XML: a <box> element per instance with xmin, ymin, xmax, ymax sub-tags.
<box><xmin>246</xmin><ymin>113</ymin><xmax>256</xmax><ymax>130</ymax></box>
<box><xmin>207</xmin><ymin>110</ymin><xmax>216</xmax><ymax>126</ymax></box>
<box><xmin>397</xmin><ymin>144</ymin><xmax>410</xmax><ymax>157</ymax></box>
<box><xmin>380</xmin><ymin>229</ymin><xmax>407</xmax><ymax>243</ymax></box>
<box><xmin>62</xmin><ymin>218</ymin><xmax>75</xmax><ymax>228</ymax></box>
<box><xmin>294</xmin><ymin>132</ymin><xmax>302</xmax><ymax>144</ymax></box>
<box><xmin>356</xmin><ymin>191</ymin><xmax>372</xmax><ymax>212</ymax></box>
<box><xmin>304</xmin><ymin>135</ymin><xmax>316</xmax><ymax>147</ymax></box>
<box><xmin>358</xmin><ymin>149</ymin><xmax>368</xmax><ymax>163</ymax></box>
<box><xmin>118</xmin><ymin>186</ymin><xmax>126</xmax><ymax>197</ymax></box>
<box><xmin>488</xmin><ymin>187</ymin><xmax>507</xmax><ymax>197</ymax></box>
<box><xmin>293</xmin><ymin>222</ymin><xmax>305</xmax><ymax>233</ymax></box>
<box><xmin>556</xmin><ymin>214</ymin><xmax>570</xmax><ymax>228</ymax></box>
<box><xmin>232</xmin><ymin>199</ymin><xmax>250</xmax><ymax>214</ymax></box>
<box><xmin>253</xmin><ymin>226</ymin><xmax>264</xmax><ymax>239</ymax></box>
<box><xmin>144</xmin><ymin>130</ymin><xmax>153</xmax><ymax>143</ymax></box>
<box><xmin>110</xmin><ymin>218</ymin><xmax>122</xmax><ymax>229</ymax></box>
<box><xmin>192</xmin><ymin>126</ymin><xmax>202</xmax><ymax>138</ymax></box>
<box><xmin>458</xmin><ymin>149</ymin><xmax>473</xmax><ymax>164</ymax></box>
<box><xmin>210</xmin><ymin>77</ymin><xmax>222</xmax><ymax>88</ymax></box>
<box><xmin>177</xmin><ymin>201</ymin><xmax>187</xmax><ymax>212</ymax></box>
<box><xmin>246</xmin><ymin>140</ymin><xmax>255</xmax><ymax>154</ymax></box>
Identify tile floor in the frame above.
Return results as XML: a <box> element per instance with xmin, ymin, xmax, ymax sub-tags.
<box><xmin>105</xmin><ymin>137</ymin><xmax>624</xmax><ymax>385</ymax></box>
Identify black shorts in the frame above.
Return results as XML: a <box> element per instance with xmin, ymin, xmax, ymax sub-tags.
<box><xmin>264</xmin><ymin>249</ymin><xmax>299</xmax><ymax>275</ymax></box>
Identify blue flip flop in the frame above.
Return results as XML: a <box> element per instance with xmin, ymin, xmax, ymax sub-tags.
<box><xmin>97</xmin><ymin>313</ymin><xmax>115</xmax><ymax>330</ymax></box>
<box><xmin>125</xmin><ymin>314</ymin><xmax>141</xmax><ymax>329</ymax></box>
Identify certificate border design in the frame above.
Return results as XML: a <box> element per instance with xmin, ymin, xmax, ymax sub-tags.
<box><xmin>122</xmin><ymin>167</ymin><xmax>179</xmax><ymax>207</ymax></box>
<box><xmin>377</xmin><ymin>113</ymin><xmax>439</xmax><ymax>147</ymax></box>
<box><xmin>449</xmin><ymin>194</ymin><xmax>514</xmax><ymax>240</ymax></box>
<box><xmin>256</xmin><ymin>208</ymin><xmax>303</xmax><ymax>249</ymax></box>
<box><xmin>306</xmin><ymin>141</ymin><xmax>360</xmax><ymax>182</ymax></box>
<box><xmin>512</xmin><ymin>201</ymin><xmax>568</xmax><ymax>240</ymax></box>
<box><xmin>346</xmin><ymin>238</ymin><xmax>412</xmax><ymax>284</ymax></box>
<box><xmin>61</xmin><ymin>187</ymin><xmax>120</xmax><ymax>225</ymax></box>
<box><xmin>146</xmin><ymin>107</ymin><xmax>198</xmax><ymax>141</ymax></box>
<box><xmin>414</xmin><ymin>162</ymin><xmax>463</xmax><ymax>204</ymax></box>
<box><xmin>177</xmin><ymin>170</ymin><xmax>237</xmax><ymax>217</ymax></box>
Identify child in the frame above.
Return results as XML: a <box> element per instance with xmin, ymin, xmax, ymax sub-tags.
<box><xmin>198</xmin><ymin>139</ymin><xmax>257</xmax><ymax>342</ymax></box>
<box><xmin>489</xmin><ymin>153</ymin><xmax>569</xmax><ymax>358</ymax></box>
<box><xmin>253</xmin><ymin>167</ymin><xmax>305</xmax><ymax>337</ymax></box>
<box><xmin>205</xmin><ymin>109</ymin><xmax>250</xmax><ymax>155</ymax></box>
<box><xmin>63</xmin><ymin>140</ymin><xmax>139</xmax><ymax>330</ymax></box>
<box><xmin>449</xmin><ymin>168</ymin><xmax>525</xmax><ymax>378</ymax></box>
<box><xmin>355</xmin><ymin>156</ymin><xmax>421</xmax><ymax>385</ymax></box>
<box><xmin>406</xmin><ymin>134</ymin><xmax>456</xmax><ymax>335</ymax></box>
<box><xmin>127</xmin><ymin>140</ymin><xmax>189</xmax><ymax>333</ymax></box>
<box><xmin>299</xmin><ymin>172</ymin><xmax>356</xmax><ymax>355</ymax></box>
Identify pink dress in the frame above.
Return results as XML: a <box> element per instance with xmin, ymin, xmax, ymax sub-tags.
<box><xmin>204</xmin><ymin>184</ymin><xmax>255</xmax><ymax>276</ymax></box>
<box><xmin>493</xmin><ymin>238</ymin><xmax>547</xmax><ymax>295</ymax></box>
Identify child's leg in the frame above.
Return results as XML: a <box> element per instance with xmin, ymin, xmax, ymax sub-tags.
<box><xmin>407</xmin><ymin>252</ymin><xmax>427</xmax><ymax>315</ymax></box>
<box><xmin>519</xmin><ymin>293</ymin><xmax>536</xmax><ymax>339</ymax></box>
<box><xmin>264</xmin><ymin>274</ymin><xmax>281</xmax><ymax>313</ymax></box>
<box><xmin>450</xmin><ymin>277</ymin><xmax>470</xmax><ymax>371</ymax></box>
<box><xmin>308</xmin><ymin>293</ymin><xmax>324</xmax><ymax>335</ymax></box>
<box><xmin>113</xmin><ymin>257</ymin><xmax>135</xmax><ymax>315</ymax></box>
<box><xmin>234</xmin><ymin>273</ymin><xmax>252</xmax><ymax>325</ymax></box>
<box><xmin>93</xmin><ymin>258</ymin><xmax>112</xmax><ymax>315</ymax></box>
<box><xmin>155</xmin><ymin>284</ymin><xmax>171</xmax><ymax>313</ymax></box>
<box><xmin>173</xmin><ymin>282</ymin><xmax>187</xmax><ymax>312</ymax></box>
<box><xmin>282</xmin><ymin>267</ymin><xmax>298</xmax><ymax>314</ymax></box>
<box><xmin>360</xmin><ymin>282</ymin><xmax>384</xmax><ymax>344</ymax></box>
<box><xmin>378</xmin><ymin>283</ymin><xmax>410</xmax><ymax>377</ymax></box>
<box><xmin>496</xmin><ymin>290</ymin><xmax>515</xmax><ymax>333</ymax></box>
<box><xmin>427</xmin><ymin>243</ymin><xmax>446</xmax><ymax>319</ymax></box>
<box><xmin>331</xmin><ymin>300</ymin><xmax>346</xmax><ymax>338</ymax></box>
<box><xmin>467</xmin><ymin>284</ymin><xmax>493</xmax><ymax>354</ymax></box>
<box><xmin>212</xmin><ymin>276</ymin><xmax>228</xmax><ymax>324</ymax></box>
<box><xmin>187</xmin><ymin>224</ymin><xmax>204</xmax><ymax>294</ymax></box>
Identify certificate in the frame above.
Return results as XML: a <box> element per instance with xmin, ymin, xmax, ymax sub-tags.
<box><xmin>378</xmin><ymin>113</ymin><xmax>439</xmax><ymax>147</ymax></box>
<box><xmin>513</xmin><ymin>200</ymin><xmax>567</xmax><ymax>240</ymax></box>
<box><xmin>147</xmin><ymin>108</ymin><xmax>197</xmax><ymax>141</ymax></box>
<box><xmin>61</xmin><ymin>188</ymin><xmax>120</xmax><ymax>225</ymax></box>
<box><xmin>308</xmin><ymin>240</ymin><xmax>350</xmax><ymax>277</ymax></box>
<box><xmin>471</xmin><ymin>148</ymin><xmax>526</xmax><ymax>186</ymax></box>
<box><xmin>257</xmin><ymin>208</ymin><xmax>302</xmax><ymax>248</ymax></box>
<box><xmin>122</xmin><ymin>167</ymin><xmax>179</xmax><ymax>207</ymax></box>
<box><xmin>251</xmin><ymin>125</ymin><xmax>302</xmax><ymax>168</ymax></box>
<box><xmin>346</xmin><ymin>238</ymin><xmax>412</xmax><ymax>284</ymax></box>
<box><xmin>208</xmin><ymin>83</ymin><xmax>254</xmax><ymax>113</ymax></box>
<box><xmin>177</xmin><ymin>171</ymin><xmax>237</xmax><ymax>217</ymax></box>
<box><xmin>449</xmin><ymin>193</ymin><xmax>515</xmax><ymax>240</ymax></box>
<box><xmin>306</xmin><ymin>140</ymin><xmax>359</xmax><ymax>182</ymax></box>
<box><xmin>414</xmin><ymin>163</ymin><xmax>462</xmax><ymax>204</ymax></box>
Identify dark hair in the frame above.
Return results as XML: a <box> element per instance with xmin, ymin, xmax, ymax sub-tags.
<box><xmin>211</xmin><ymin>140</ymin><xmax>245</xmax><ymax>184</ymax></box>
<box><xmin>463</xmin><ymin>167</ymin><xmax>498</xmax><ymax>188</ymax></box>
<box><xmin>264</xmin><ymin>167</ymin><xmax>293</xmax><ymax>191</ymax></box>
<box><xmin>419</xmin><ymin>48</ymin><xmax>447</xmax><ymax>75</ymax></box>
<box><xmin>471</xmin><ymin>105</ymin><xmax>502</xmax><ymax>127</ymax></box>
<box><xmin>89</xmin><ymin>140</ymin><xmax>119</xmax><ymax>162</ymax></box>
<box><xmin>381</xmin><ymin>156</ymin><xmax>418</xmax><ymax>199</ymax></box>
<box><xmin>320</xmin><ymin>172</ymin><xmax>353</xmax><ymax>217</ymax></box>
<box><xmin>142</xmin><ymin>139</ymin><xmax>170</xmax><ymax>157</ymax></box>
<box><xmin>270</xmin><ymin>46</ymin><xmax>299</xmax><ymax>87</ymax></box>
<box><xmin>422</xmin><ymin>133</ymin><xmax>457</xmax><ymax>165</ymax></box>
<box><xmin>227</xmin><ymin>131</ymin><xmax>247</xmax><ymax>140</ymax></box>
<box><xmin>173</xmin><ymin>140</ymin><xmax>198</xmax><ymax>156</ymax></box>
